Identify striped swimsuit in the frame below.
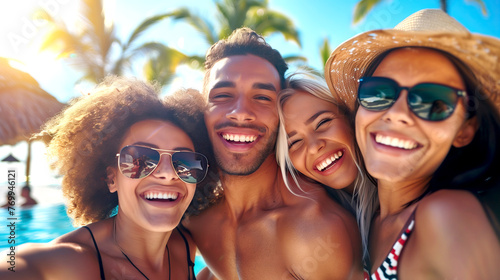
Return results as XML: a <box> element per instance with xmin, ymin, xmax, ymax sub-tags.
<box><xmin>365</xmin><ymin>211</ymin><xmax>416</xmax><ymax>280</ymax></box>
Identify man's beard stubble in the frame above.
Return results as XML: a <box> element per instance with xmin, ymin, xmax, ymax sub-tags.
<box><xmin>215</xmin><ymin>128</ymin><xmax>277</xmax><ymax>176</ymax></box>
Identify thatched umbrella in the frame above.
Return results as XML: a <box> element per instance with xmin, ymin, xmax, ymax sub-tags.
<box><xmin>1</xmin><ymin>154</ymin><xmax>20</xmax><ymax>162</ymax></box>
<box><xmin>0</xmin><ymin>57</ymin><xmax>65</xmax><ymax>186</ymax></box>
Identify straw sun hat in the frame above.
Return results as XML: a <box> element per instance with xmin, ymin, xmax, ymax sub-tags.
<box><xmin>325</xmin><ymin>9</ymin><xmax>500</xmax><ymax>112</ymax></box>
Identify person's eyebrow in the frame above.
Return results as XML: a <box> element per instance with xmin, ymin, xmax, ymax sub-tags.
<box><xmin>287</xmin><ymin>131</ymin><xmax>297</xmax><ymax>138</ymax></box>
<box><xmin>253</xmin><ymin>82</ymin><xmax>277</xmax><ymax>92</ymax></box>
<box><xmin>286</xmin><ymin>110</ymin><xmax>333</xmax><ymax>138</ymax></box>
<box><xmin>133</xmin><ymin>141</ymin><xmax>158</xmax><ymax>148</ymax></box>
<box><xmin>211</xmin><ymin>81</ymin><xmax>235</xmax><ymax>90</ymax></box>
<box><xmin>132</xmin><ymin>142</ymin><xmax>194</xmax><ymax>152</ymax></box>
<box><xmin>305</xmin><ymin>110</ymin><xmax>331</xmax><ymax>125</ymax></box>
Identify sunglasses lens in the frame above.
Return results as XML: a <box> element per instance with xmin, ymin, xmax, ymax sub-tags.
<box><xmin>119</xmin><ymin>146</ymin><xmax>160</xmax><ymax>179</ymax></box>
<box><xmin>409</xmin><ymin>84</ymin><xmax>458</xmax><ymax>121</ymax></box>
<box><xmin>358</xmin><ymin>78</ymin><xmax>398</xmax><ymax>111</ymax></box>
<box><xmin>118</xmin><ymin>146</ymin><xmax>209</xmax><ymax>183</ymax></box>
<box><xmin>172</xmin><ymin>152</ymin><xmax>208</xmax><ymax>183</ymax></box>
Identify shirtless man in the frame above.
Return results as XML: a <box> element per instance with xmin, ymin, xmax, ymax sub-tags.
<box><xmin>183</xmin><ymin>28</ymin><xmax>363</xmax><ymax>280</ymax></box>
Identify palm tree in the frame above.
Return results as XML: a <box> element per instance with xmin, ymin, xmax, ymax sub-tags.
<box><xmin>37</xmin><ymin>0</ymin><xmax>193</xmax><ymax>88</ymax></box>
<box><xmin>164</xmin><ymin>0</ymin><xmax>304</xmax><ymax>64</ymax></box>
<box><xmin>353</xmin><ymin>0</ymin><xmax>488</xmax><ymax>25</ymax></box>
<box><xmin>138</xmin><ymin>42</ymin><xmax>204</xmax><ymax>87</ymax></box>
<box><xmin>297</xmin><ymin>37</ymin><xmax>332</xmax><ymax>76</ymax></box>
<box><xmin>38</xmin><ymin>0</ymin><xmax>304</xmax><ymax>90</ymax></box>
<box><xmin>319</xmin><ymin>37</ymin><xmax>332</xmax><ymax>74</ymax></box>
<box><xmin>37</xmin><ymin>0</ymin><xmax>115</xmax><ymax>83</ymax></box>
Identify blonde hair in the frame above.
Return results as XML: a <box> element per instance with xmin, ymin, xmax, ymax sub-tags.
<box><xmin>276</xmin><ymin>72</ymin><xmax>378</xmax><ymax>260</ymax></box>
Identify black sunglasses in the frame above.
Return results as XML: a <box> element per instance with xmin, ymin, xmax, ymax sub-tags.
<box><xmin>358</xmin><ymin>77</ymin><xmax>467</xmax><ymax>121</ymax></box>
<box><xmin>116</xmin><ymin>145</ymin><xmax>208</xmax><ymax>183</ymax></box>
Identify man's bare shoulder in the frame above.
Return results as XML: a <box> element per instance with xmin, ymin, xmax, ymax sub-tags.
<box><xmin>282</xmin><ymin>178</ymin><xmax>355</xmax><ymax>224</ymax></box>
<box><xmin>280</xmin><ymin>188</ymin><xmax>358</xmax><ymax>240</ymax></box>
<box><xmin>183</xmin><ymin>198</ymin><xmax>228</xmax><ymax>231</ymax></box>
<box><xmin>277</xmin><ymin>187</ymin><xmax>363</xmax><ymax>279</ymax></box>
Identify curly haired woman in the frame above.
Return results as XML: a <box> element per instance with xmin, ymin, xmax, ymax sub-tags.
<box><xmin>0</xmin><ymin>76</ymin><xmax>217</xmax><ymax>280</ymax></box>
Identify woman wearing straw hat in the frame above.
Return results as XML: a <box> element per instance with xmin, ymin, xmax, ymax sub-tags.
<box><xmin>326</xmin><ymin>9</ymin><xmax>500</xmax><ymax>279</ymax></box>
<box><xmin>0</xmin><ymin>77</ymin><xmax>216</xmax><ymax>280</ymax></box>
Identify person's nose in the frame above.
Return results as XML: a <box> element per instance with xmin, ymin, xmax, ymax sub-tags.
<box><xmin>381</xmin><ymin>90</ymin><xmax>415</xmax><ymax>126</ymax></box>
<box><xmin>306</xmin><ymin>135</ymin><xmax>325</xmax><ymax>155</ymax></box>
<box><xmin>152</xmin><ymin>154</ymin><xmax>179</xmax><ymax>181</ymax></box>
<box><xmin>226</xmin><ymin>96</ymin><xmax>256</xmax><ymax>123</ymax></box>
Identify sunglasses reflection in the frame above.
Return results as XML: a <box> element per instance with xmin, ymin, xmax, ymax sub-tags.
<box><xmin>120</xmin><ymin>155</ymin><xmax>153</xmax><ymax>179</ymax></box>
<box><xmin>358</xmin><ymin>77</ymin><xmax>464</xmax><ymax>121</ymax></box>
<box><xmin>118</xmin><ymin>145</ymin><xmax>208</xmax><ymax>183</ymax></box>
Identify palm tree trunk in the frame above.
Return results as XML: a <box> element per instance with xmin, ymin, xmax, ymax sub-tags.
<box><xmin>440</xmin><ymin>0</ymin><xmax>448</xmax><ymax>13</ymax></box>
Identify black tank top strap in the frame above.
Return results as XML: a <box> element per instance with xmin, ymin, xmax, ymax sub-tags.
<box><xmin>176</xmin><ymin>227</ymin><xmax>197</xmax><ymax>280</ymax></box>
<box><xmin>82</xmin><ymin>226</ymin><xmax>106</xmax><ymax>280</ymax></box>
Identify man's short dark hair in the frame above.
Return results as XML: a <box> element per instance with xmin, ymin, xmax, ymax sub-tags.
<box><xmin>203</xmin><ymin>27</ymin><xmax>288</xmax><ymax>94</ymax></box>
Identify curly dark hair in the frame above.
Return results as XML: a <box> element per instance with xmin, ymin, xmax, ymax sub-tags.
<box><xmin>163</xmin><ymin>89</ymin><xmax>223</xmax><ymax>217</ymax></box>
<box><xmin>202</xmin><ymin>27</ymin><xmax>288</xmax><ymax>94</ymax></box>
<box><xmin>39</xmin><ymin>76</ymin><xmax>220</xmax><ymax>226</ymax></box>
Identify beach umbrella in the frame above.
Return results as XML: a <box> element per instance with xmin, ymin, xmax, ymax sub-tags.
<box><xmin>1</xmin><ymin>154</ymin><xmax>20</xmax><ymax>162</ymax></box>
<box><xmin>0</xmin><ymin>57</ymin><xmax>65</xmax><ymax>186</ymax></box>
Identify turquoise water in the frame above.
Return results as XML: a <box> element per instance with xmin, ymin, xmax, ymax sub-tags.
<box><xmin>0</xmin><ymin>204</ymin><xmax>206</xmax><ymax>274</ymax></box>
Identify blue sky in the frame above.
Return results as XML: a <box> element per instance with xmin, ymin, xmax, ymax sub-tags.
<box><xmin>0</xmin><ymin>0</ymin><xmax>499</xmax><ymax>103</ymax></box>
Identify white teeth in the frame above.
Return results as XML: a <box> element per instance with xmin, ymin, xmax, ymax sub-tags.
<box><xmin>316</xmin><ymin>151</ymin><xmax>344</xmax><ymax>172</ymax></box>
<box><xmin>391</xmin><ymin>138</ymin><xmax>398</xmax><ymax>146</ymax></box>
<box><xmin>144</xmin><ymin>192</ymin><xmax>178</xmax><ymax>200</ymax></box>
<box><xmin>375</xmin><ymin>134</ymin><xmax>417</xmax><ymax>149</ymax></box>
<box><xmin>222</xmin><ymin>134</ymin><xmax>257</xmax><ymax>143</ymax></box>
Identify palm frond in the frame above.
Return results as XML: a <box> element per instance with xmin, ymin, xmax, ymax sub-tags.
<box><xmin>31</xmin><ymin>8</ymin><xmax>56</xmax><ymax>24</ymax></box>
<box><xmin>184</xmin><ymin>55</ymin><xmax>206</xmax><ymax>70</ymax></box>
<box><xmin>124</xmin><ymin>12</ymin><xmax>178</xmax><ymax>49</ymax></box>
<box><xmin>246</xmin><ymin>9</ymin><xmax>301</xmax><ymax>47</ymax></box>
<box><xmin>82</xmin><ymin>0</ymin><xmax>105</xmax><ymax>34</ymax></box>
<box><xmin>142</xmin><ymin>45</ymin><xmax>190</xmax><ymax>87</ymax></box>
<box><xmin>73</xmin><ymin>0</ymin><xmax>116</xmax><ymax>69</ymax></box>
<box><xmin>132</xmin><ymin>42</ymin><xmax>174</xmax><ymax>55</ymax></box>
<box><xmin>169</xmin><ymin>8</ymin><xmax>218</xmax><ymax>45</ymax></box>
<box><xmin>283</xmin><ymin>55</ymin><xmax>307</xmax><ymax>64</ymax></box>
<box><xmin>320</xmin><ymin>37</ymin><xmax>332</xmax><ymax>67</ymax></box>
<box><xmin>353</xmin><ymin>0</ymin><xmax>383</xmax><ymax>24</ymax></box>
<box><xmin>39</xmin><ymin>28</ymin><xmax>80</xmax><ymax>58</ymax></box>
<box><xmin>466</xmin><ymin>0</ymin><xmax>488</xmax><ymax>16</ymax></box>
<box><xmin>216</xmin><ymin>0</ymin><xmax>265</xmax><ymax>32</ymax></box>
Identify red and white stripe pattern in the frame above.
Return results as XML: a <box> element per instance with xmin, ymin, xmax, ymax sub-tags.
<box><xmin>370</xmin><ymin>218</ymin><xmax>415</xmax><ymax>280</ymax></box>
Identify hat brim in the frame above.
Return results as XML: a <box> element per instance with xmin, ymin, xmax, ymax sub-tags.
<box><xmin>325</xmin><ymin>29</ymin><xmax>500</xmax><ymax>112</ymax></box>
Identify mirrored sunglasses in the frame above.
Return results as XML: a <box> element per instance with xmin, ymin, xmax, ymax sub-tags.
<box><xmin>358</xmin><ymin>76</ymin><xmax>467</xmax><ymax>121</ymax></box>
<box><xmin>116</xmin><ymin>145</ymin><xmax>208</xmax><ymax>184</ymax></box>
